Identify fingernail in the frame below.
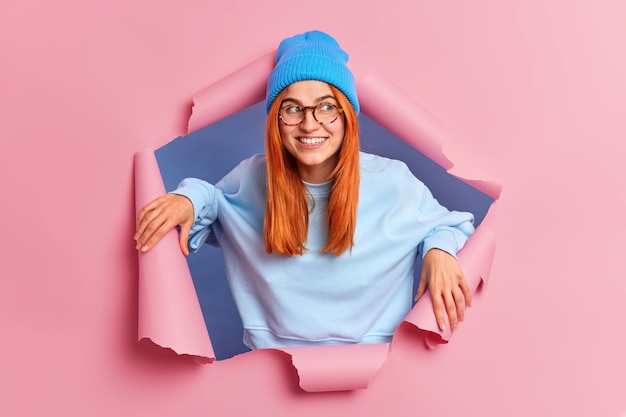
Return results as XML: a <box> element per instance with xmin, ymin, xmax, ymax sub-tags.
<box><xmin>140</xmin><ymin>245</ymin><xmax>148</xmax><ymax>252</ymax></box>
<box><xmin>440</xmin><ymin>324</ymin><xmax>445</xmax><ymax>331</ymax></box>
<box><xmin>133</xmin><ymin>233</ymin><xmax>138</xmax><ymax>240</ymax></box>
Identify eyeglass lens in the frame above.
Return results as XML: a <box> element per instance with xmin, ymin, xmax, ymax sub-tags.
<box><xmin>280</xmin><ymin>103</ymin><xmax>340</xmax><ymax>125</ymax></box>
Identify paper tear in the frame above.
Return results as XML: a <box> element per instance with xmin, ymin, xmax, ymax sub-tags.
<box><xmin>454</xmin><ymin>177</ymin><xmax>502</xmax><ymax>201</ymax></box>
<box><xmin>133</xmin><ymin>60</ymin><xmax>500</xmax><ymax>392</ymax></box>
<box><xmin>403</xmin><ymin>225</ymin><xmax>496</xmax><ymax>349</ymax></box>
<box><xmin>187</xmin><ymin>52</ymin><xmax>275</xmax><ymax>135</ymax></box>
<box><xmin>282</xmin><ymin>343</ymin><xmax>390</xmax><ymax>392</ymax></box>
<box><xmin>358</xmin><ymin>71</ymin><xmax>503</xmax><ymax>200</ymax></box>
<box><xmin>358</xmin><ymin>71</ymin><xmax>453</xmax><ymax>170</ymax></box>
<box><xmin>134</xmin><ymin>149</ymin><xmax>215</xmax><ymax>362</ymax></box>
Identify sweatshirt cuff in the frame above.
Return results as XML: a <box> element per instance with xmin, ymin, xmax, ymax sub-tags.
<box><xmin>421</xmin><ymin>229</ymin><xmax>459</xmax><ymax>259</ymax></box>
<box><xmin>170</xmin><ymin>179</ymin><xmax>214</xmax><ymax>220</ymax></box>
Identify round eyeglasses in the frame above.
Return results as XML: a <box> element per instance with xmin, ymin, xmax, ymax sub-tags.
<box><xmin>279</xmin><ymin>103</ymin><xmax>344</xmax><ymax>126</ymax></box>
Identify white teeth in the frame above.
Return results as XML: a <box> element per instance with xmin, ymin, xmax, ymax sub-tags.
<box><xmin>299</xmin><ymin>137</ymin><xmax>326</xmax><ymax>145</ymax></box>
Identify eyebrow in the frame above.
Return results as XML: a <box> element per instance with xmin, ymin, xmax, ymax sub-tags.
<box><xmin>281</xmin><ymin>95</ymin><xmax>338</xmax><ymax>106</ymax></box>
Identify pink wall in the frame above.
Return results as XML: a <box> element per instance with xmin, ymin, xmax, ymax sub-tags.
<box><xmin>1</xmin><ymin>1</ymin><xmax>625</xmax><ymax>416</ymax></box>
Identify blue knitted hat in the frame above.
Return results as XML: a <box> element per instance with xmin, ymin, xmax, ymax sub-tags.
<box><xmin>266</xmin><ymin>30</ymin><xmax>359</xmax><ymax>115</ymax></box>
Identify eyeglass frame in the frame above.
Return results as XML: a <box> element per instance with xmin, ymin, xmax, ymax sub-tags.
<box><xmin>278</xmin><ymin>103</ymin><xmax>344</xmax><ymax>126</ymax></box>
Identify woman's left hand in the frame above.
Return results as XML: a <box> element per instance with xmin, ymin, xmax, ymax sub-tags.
<box><xmin>415</xmin><ymin>248</ymin><xmax>472</xmax><ymax>332</ymax></box>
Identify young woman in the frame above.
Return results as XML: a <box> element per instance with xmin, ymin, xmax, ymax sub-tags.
<box><xmin>135</xmin><ymin>30</ymin><xmax>475</xmax><ymax>350</ymax></box>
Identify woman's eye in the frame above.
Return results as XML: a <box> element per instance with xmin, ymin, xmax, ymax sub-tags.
<box><xmin>285</xmin><ymin>106</ymin><xmax>302</xmax><ymax>114</ymax></box>
<box><xmin>318</xmin><ymin>103</ymin><xmax>334</xmax><ymax>112</ymax></box>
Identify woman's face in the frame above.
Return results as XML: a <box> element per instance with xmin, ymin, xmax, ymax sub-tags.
<box><xmin>278</xmin><ymin>80</ymin><xmax>345</xmax><ymax>184</ymax></box>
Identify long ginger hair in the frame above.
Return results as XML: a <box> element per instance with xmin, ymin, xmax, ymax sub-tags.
<box><xmin>264</xmin><ymin>84</ymin><xmax>360</xmax><ymax>256</ymax></box>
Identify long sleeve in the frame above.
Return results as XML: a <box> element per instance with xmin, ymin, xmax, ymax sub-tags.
<box><xmin>414</xmin><ymin>182</ymin><xmax>475</xmax><ymax>259</ymax></box>
<box><xmin>169</xmin><ymin>154</ymin><xmax>267</xmax><ymax>253</ymax></box>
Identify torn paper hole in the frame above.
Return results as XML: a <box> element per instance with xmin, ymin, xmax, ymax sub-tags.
<box><xmin>133</xmin><ymin>59</ymin><xmax>500</xmax><ymax>392</ymax></box>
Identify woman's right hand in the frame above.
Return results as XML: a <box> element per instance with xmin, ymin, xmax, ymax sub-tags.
<box><xmin>134</xmin><ymin>193</ymin><xmax>194</xmax><ymax>256</ymax></box>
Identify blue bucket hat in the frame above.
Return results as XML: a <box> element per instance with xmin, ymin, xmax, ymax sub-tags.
<box><xmin>266</xmin><ymin>30</ymin><xmax>359</xmax><ymax>115</ymax></box>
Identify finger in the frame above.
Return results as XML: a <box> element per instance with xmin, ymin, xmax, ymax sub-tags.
<box><xmin>138</xmin><ymin>214</ymin><xmax>170</xmax><ymax>252</ymax></box>
<box><xmin>443</xmin><ymin>291</ymin><xmax>458</xmax><ymax>331</ymax></box>
<box><xmin>179</xmin><ymin>223</ymin><xmax>191</xmax><ymax>257</ymax></box>
<box><xmin>135</xmin><ymin>203</ymin><xmax>163</xmax><ymax>243</ymax></box>
<box><xmin>136</xmin><ymin>209</ymin><xmax>164</xmax><ymax>249</ymax></box>
<box><xmin>136</xmin><ymin>198</ymin><xmax>162</xmax><ymax>229</ymax></box>
<box><xmin>451</xmin><ymin>286</ymin><xmax>466</xmax><ymax>322</ymax></box>
<box><xmin>146</xmin><ymin>211</ymin><xmax>179</xmax><ymax>248</ymax></box>
<box><xmin>431</xmin><ymin>290</ymin><xmax>446</xmax><ymax>331</ymax></box>
<box><xmin>459</xmin><ymin>276</ymin><xmax>472</xmax><ymax>308</ymax></box>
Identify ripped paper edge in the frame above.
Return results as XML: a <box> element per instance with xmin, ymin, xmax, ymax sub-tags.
<box><xmin>134</xmin><ymin>61</ymin><xmax>500</xmax><ymax>392</ymax></box>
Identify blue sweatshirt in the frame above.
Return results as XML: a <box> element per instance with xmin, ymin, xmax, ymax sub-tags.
<box><xmin>173</xmin><ymin>152</ymin><xmax>475</xmax><ymax>350</ymax></box>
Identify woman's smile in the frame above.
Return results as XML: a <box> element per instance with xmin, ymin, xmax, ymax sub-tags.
<box><xmin>297</xmin><ymin>136</ymin><xmax>328</xmax><ymax>146</ymax></box>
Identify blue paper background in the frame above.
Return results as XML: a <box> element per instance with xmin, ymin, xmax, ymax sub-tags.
<box><xmin>155</xmin><ymin>102</ymin><xmax>494</xmax><ymax>359</ymax></box>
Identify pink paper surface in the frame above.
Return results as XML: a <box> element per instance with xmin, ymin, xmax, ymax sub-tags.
<box><xmin>358</xmin><ymin>72</ymin><xmax>502</xmax><ymax>200</ymax></box>
<box><xmin>358</xmin><ymin>71</ymin><xmax>454</xmax><ymax>171</ymax></box>
<box><xmin>187</xmin><ymin>52</ymin><xmax>275</xmax><ymax>134</ymax></box>
<box><xmin>281</xmin><ymin>343</ymin><xmax>391</xmax><ymax>392</ymax></box>
<box><xmin>134</xmin><ymin>149</ymin><xmax>215</xmax><ymax>362</ymax></box>
<box><xmin>3</xmin><ymin>1</ymin><xmax>626</xmax><ymax>415</ymax></box>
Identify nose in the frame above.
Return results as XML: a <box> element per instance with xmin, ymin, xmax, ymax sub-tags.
<box><xmin>299</xmin><ymin>108</ymin><xmax>320</xmax><ymax>131</ymax></box>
